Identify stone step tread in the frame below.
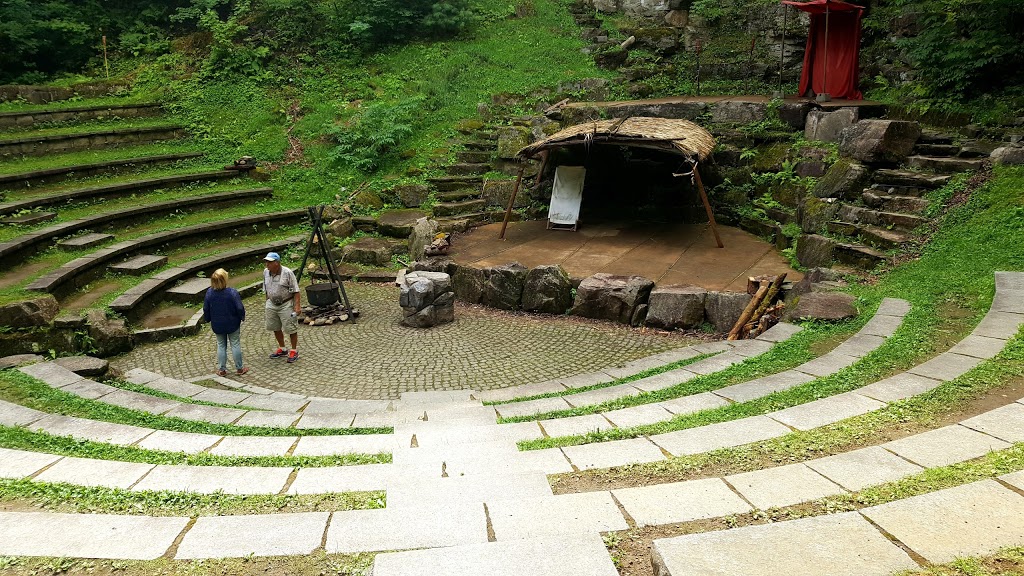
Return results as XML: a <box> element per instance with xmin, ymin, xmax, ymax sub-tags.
<box><xmin>912</xmin><ymin>143</ymin><xmax>960</xmax><ymax>157</ymax></box>
<box><xmin>907</xmin><ymin>155</ymin><xmax>986</xmax><ymax>173</ymax></box>
<box><xmin>436</xmin><ymin>188</ymin><xmax>482</xmax><ymax>202</ymax></box>
<box><xmin>0</xmin><ymin>152</ymin><xmax>204</xmax><ymax>186</ymax></box>
<box><xmin>433</xmin><ymin>198</ymin><xmax>487</xmax><ymax>217</ymax></box>
<box><xmin>828</xmin><ymin>221</ymin><xmax>916</xmax><ymax>248</ymax></box>
<box><xmin>872</xmin><ymin>168</ymin><xmax>951</xmax><ymax>188</ymax></box>
<box><xmin>866</xmin><ymin>183</ymin><xmax>928</xmax><ymax>197</ymax></box>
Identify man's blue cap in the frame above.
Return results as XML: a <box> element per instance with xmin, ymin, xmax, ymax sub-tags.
<box><xmin>263</xmin><ymin>252</ymin><xmax>281</xmax><ymax>262</ymax></box>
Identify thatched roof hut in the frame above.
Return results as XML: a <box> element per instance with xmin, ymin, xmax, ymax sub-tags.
<box><xmin>517</xmin><ymin>116</ymin><xmax>716</xmax><ymax>162</ymax></box>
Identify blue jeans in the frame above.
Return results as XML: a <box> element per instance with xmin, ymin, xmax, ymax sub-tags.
<box><xmin>216</xmin><ymin>329</ymin><xmax>243</xmax><ymax>371</ymax></box>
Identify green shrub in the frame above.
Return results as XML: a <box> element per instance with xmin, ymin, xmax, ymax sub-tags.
<box><xmin>327</xmin><ymin>96</ymin><xmax>425</xmax><ymax>173</ymax></box>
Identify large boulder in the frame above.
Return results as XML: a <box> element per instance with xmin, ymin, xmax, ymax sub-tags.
<box><xmin>646</xmin><ymin>285</ymin><xmax>707</xmax><ymax>330</ymax></box>
<box><xmin>522</xmin><ymin>265</ymin><xmax>573</xmax><ymax>315</ymax></box>
<box><xmin>778</xmin><ymin>101</ymin><xmax>815</xmax><ymax>130</ymax></box>
<box><xmin>0</xmin><ymin>296</ymin><xmax>59</xmax><ymax>328</ymax></box>
<box><xmin>482</xmin><ymin>263</ymin><xmax>528</xmax><ymax>310</ymax></box>
<box><xmin>377</xmin><ymin>209</ymin><xmax>428</xmax><ymax>238</ymax></box>
<box><xmin>325</xmin><ymin>217</ymin><xmax>354</xmax><ymax>240</ymax></box>
<box><xmin>811</xmin><ymin>158</ymin><xmax>870</xmax><ymax>200</ymax></box>
<box><xmin>408</xmin><ymin>217</ymin><xmax>439</xmax><ymax>261</ymax></box>
<box><xmin>84</xmin><ymin>309</ymin><xmax>132</xmax><ymax>357</ymax></box>
<box><xmin>711</xmin><ymin>101</ymin><xmax>767</xmax><ymax>124</ymax></box>
<box><xmin>569</xmin><ymin>273</ymin><xmax>655</xmax><ymax>325</ymax></box>
<box><xmin>799</xmin><ymin>196</ymin><xmax>840</xmax><ymax>234</ymax></box>
<box><xmin>704</xmin><ymin>291</ymin><xmax>752</xmax><ymax>333</ymax></box>
<box><xmin>394</xmin><ymin>183</ymin><xmax>430</xmax><ymax>208</ymax></box>
<box><xmin>838</xmin><ymin>119</ymin><xmax>922</xmax><ymax>164</ymax></box>
<box><xmin>399</xmin><ymin>272</ymin><xmax>454</xmax><ymax>328</ymax></box>
<box><xmin>992</xmin><ymin>145</ymin><xmax>1024</xmax><ymax>166</ymax></box>
<box><xmin>452</xmin><ymin>265</ymin><xmax>486</xmax><ymax>304</ymax></box>
<box><xmin>496</xmin><ymin>126</ymin><xmax>530</xmax><ymax>159</ymax></box>
<box><xmin>796</xmin><ymin>234</ymin><xmax>837</xmax><ymax>268</ymax></box>
<box><xmin>784</xmin><ymin>291</ymin><xmax>858</xmax><ymax>321</ymax></box>
<box><xmin>805</xmin><ymin>108</ymin><xmax>858</xmax><ymax>142</ymax></box>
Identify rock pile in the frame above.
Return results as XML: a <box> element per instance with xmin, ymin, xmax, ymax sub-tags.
<box><xmin>399</xmin><ymin>271</ymin><xmax>455</xmax><ymax>328</ymax></box>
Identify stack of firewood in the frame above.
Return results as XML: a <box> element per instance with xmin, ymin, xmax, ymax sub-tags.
<box><xmin>728</xmin><ymin>273</ymin><xmax>788</xmax><ymax>340</ymax></box>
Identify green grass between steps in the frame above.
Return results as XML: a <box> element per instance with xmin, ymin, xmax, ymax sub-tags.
<box><xmin>892</xmin><ymin>547</ymin><xmax>1024</xmax><ymax>575</ymax></box>
<box><xmin>0</xmin><ymin>369</ymin><xmax>392</xmax><ymax>437</ymax></box>
<box><xmin>0</xmin><ymin>478</ymin><xmax>384</xmax><ymax>516</ymax></box>
<box><xmin>519</xmin><ymin>165</ymin><xmax>1024</xmax><ymax>449</ymax></box>
<box><xmin>0</xmin><ymin>117</ymin><xmax>182</xmax><ymax>140</ymax></box>
<box><xmin>0</xmin><ymin>94</ymin><xmax>158</xmax><ymax>114</ymax></box>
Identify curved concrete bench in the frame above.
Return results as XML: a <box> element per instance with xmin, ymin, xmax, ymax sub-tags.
<box><xmin>0</xmin><ymin>103</ymin><xmax>162</xmax><ymax>129</ymax></box>
<box><xmin>26</xmin><ymin>209</ymin><xmax>305</xmax><ymax>295</ymax></box>
<box><xmin>0</xmin><ymin>125</ymin><xmax>185</xmax><ymax>157</ymax></box>
<box><xmin>0</xmin><ymin>151</ymin><xmax>203</xmax><ymax>191</ymax></box>
<box><xmin>108</xmin><ymin>234</ymin><xmax>306</xmax><ymax>318</ymax></box>
<box><xmin>0</xmin><ymin>187</ymin><xmax>273</xmax><ymax>263</ymax></box>
<box><xmin>0</xmin><ymin>170</ymin><xmax>239</xmax><ymax>216</ymax></box>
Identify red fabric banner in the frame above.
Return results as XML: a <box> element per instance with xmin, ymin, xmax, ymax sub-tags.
<box><xmin>784</xmin><ymin>0</ymin><xmax>864</xmax><ymax>100</ymax></box>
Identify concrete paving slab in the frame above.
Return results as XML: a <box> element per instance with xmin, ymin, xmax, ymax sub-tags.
<box><xmin>563</xmin><ymin>383</ymin><xmax>642</xmax><ymax>407</ymax></box>
<box><xmin>602</xmin><ymin>353</ymin><xmax>685</xmax><ymax>379</ymax></box>
<box><xmin>292</xmin><ymin>434</ymin><xmax>396</xmax><ymax>456</ymax></box>
<box><xmin>960</xmin><ymin>402</ymin><xmax>1024</xmax><ymax>443</ymax></box>
<box><xmin>131</xmin><ymin>464</ymin><xmax>290</xmax><ymax>495</ymax></box>
<box><xmin>399</xmin><ymin>421</ymin><xmax>543</xmax><ymax>447</ymax></box>
<box><xmin>630</xmin><ymin>369</ymin><xmax>697</xmax><ymax>392</ymax></box>
<box><xmin>686</xmin><ymin>352</ymin><xmax>745</xmax><ymax>375</ymax></box>
<box><xmin>238</xmin><ymin>395</ymin><xmax>309</xmax><ymax>411</ymax></box>
<box><xmin>145</xmin><ymin>376</ymin><xmax>208</xmax><ymax>397</ymax></box>
<box><xmin>613</xmin><ymin>477</ymin><xmax>752</xmax><ymax>527</ymax></box>
<box><xmin>832</xmin><ymin>334</ymin><xmax>887</xmax><ymax>358</ymax></box>
<box><xmin>386</xmin><ymin>471</ymin><xmax>553</xmax><ymax>509</ymax></box>
<box><xmin>163</xmin><ymin>403</ymin><xmax>245</xmax><ymax>424</ymax></box>
<box><xmin>19</xmin><ymin>362</ymin><xmax>83</xmax><ymax>387</ymax></box>
<box><xmin>792</xmin><ymin>353</ymin><xmax>859</xmax><ymax>377</ymax></box>
<box><xmin>558</xmin><ymin>371</ymin><xmax>615</xmax><ymax>389</ymax></box>
<box><xmin>651</xmin><ymin>511</ymin><xmax>917</xmax><ymax>576</ymax></box>
<box><xmin>726</xmin><ymin>462</ymin><xmax>846</xmax><ymax>509</ymax></box>
<box><xmin>59</xmin><ymin>379</ymin><xmax>118</xmax><ymax>400</ymax></box>
<box><xmin>303</xmin><ymin>398</ymin><xmax>390</xmax><ymax>413</ymax></box>
<box><xmin>28</xmin><ymin>414</ymin><xmax>152</xmax><ymax>445</ymax></box>
<box><xmin>858</xmin><ymin>313</ymin><xmax>904</xmax><ymax>338</ymax></box>
<box><xmin>992</xmin><ymin>289</ymin><xmax>1024</xmax><ymax>313</ymax></box>
<box><xmin>325</xmin><ymin>501</ymin><xmax>488</xmax><ymax>553</ymax></box>
<box><xmin>134</xmin><ymin>429</ymin><xmax>220</xmax><ymax>453</ymax></box>
<box><xmin>474</xmin><ymin>380</ymin><xmax>567</xmax><ymax>402</ymax></box>
<box><xmin>209</xmin><ymin>435</ymin><xmax>296</xmax><ymax>456</ymax></box>
<box><xmin>998</xmin><ymin>469</ymin><xmax>1024</xmax><ymax>492</ymax></box>
<box><xmin>715</xmin><ymin>370</ymin><xmax>814</xmax><ymax>403</ymax></box>
<box><xmin>651</xmin><ymin>416</ymin><xmax>792</xmax><ymax>456</ymax></box>
<box><xmin>232</xmin><ymin>410</ymin><xmax>300</xmax><ymax>428</ymax></box>
<box><xmin>398</xmin><ymin>390</ymin><xmax>475</xmax><ymax>405</ymax></box>
<box><xmin>768</xmin><ymin>392</ymin><xmax>885</xmax><ymax>431</ymax></box>
<box><xmin>659</xmin><ymin>392</ymin><xmax>731</xmax><ymax>416</ymax></box>
<box><xmin>0</xmin><ymin>511</ymin><xmax>188</xmax><ymax>560</ymax></box>
<box><xmin>175</xmin><ymin>511</ymin><xmax>330</xmax><ymax>559</ymax></box>
<box><xmin>294</xmin><ymin>412</ymin><xmax>355</xmax><ymax>429</ymax></box>
<box><xmin>0</xmin><ymin>399</ymin><xmax>46</xmax><ymax>426</ymax></box>
<box><xmin>539</xmin><ymin>414</ymin><xmax>613</xmax><ymax>438</ymax></box>
<box><xmin>494</xmin><ymin>397</ymin><xmax>572</xmax><ymax>419</ymax></box>
<box><xmin>805</xmin><ymin>446</ymin><xmax>925</xmax><ymax>492</ymax></box>
<box><xmin>288</xmin><ymin>463</ymin><xmax>392</xmax><ymax>494</ymax></box>
<box><xmin>390</xmin><ymin>440</ymin><xmax>518</xmax><ymax>469</ymax></box>
<box><xmin>190</xmin><ymin>388</ymin><xmax>252</xmax><ymax>405</ymax></box>
<box><xmin>351</xmin><ymin>411</ymin><xmax>398</xmax><ymax>428</ymax></box>
<box><xmin>856</xmin><ymin>373</ymin><xmax>943</xmax><ymax>402</ymax></box>
<box><xmin>876</xmin><ymin>298</ymin><xmax>911</xmax><ymax>317</ymax></box>
<box><xmin>995</xmin><ymin>271</ymin><xmax>1024</xmax><ymax>291</ymax></box>
<box><xmin>883</xmin><ymin>424</ymin><xmax>1011</xmax><ymax>467</ymax></box>
<box><xmin>123</xmin><ymin>368</ymin><xmax>161</xmax><ymax>385</ymax></box>
<box><xmin>603</xmin><ymin>403</ymin><xmax>674</xmax><ymax>428</ymax></box>
<box><xmin>33</xmin><ymin>456</ymin><xmax>154</xmax><ymax>489</ymax></box>
<box><xmin>371</xmin><ymin>533</ymin><xmax>619</xmax><ymax>576</ymax></box>
<box><xmin>487</xmin><ymin>491</ymin><xmax>627</xmax><ymax>540</ymax></box>
<box><xmin>973</xmin><ymin>311</ymin><xmax>1024</xmax><ymax>340</ymax></box>
<box><xmin>515</xmin><ymin>447</ymin><xmax>574</xmax><ymax>474</ymax></box>
<box><xmin>949</xmin><ymin>335</ymin><xmax>1009</xmax><ymax>359</ymax></box>
<box><xmin>756</xmin><ymin>322</ymin><xmax>802</xmax><ymax>342</ymax></box>
<box><xmin>690</xmin><ymin>341</ymin><xmax>734</xmax><ymax>355</ymax></box>
<box><xmin>907</xmin><ymin>352</ymin><xmax>983</xmax><ymax>381</ymax></box>
<box><xmin>424</xmin><ymin>404</ymin><xmax>498</xmax><ymax>424</ymax></box>
<box><xmin>0</xmin><ymin>447</ymin><xmax>61</xmax><ymax>479</ymax></box>
<box><xmin>731</xmin><ymin>339</ymin><xmax>775</xmax><ymax>358</ymax></box>
<box><xmin>862</xmin><ymin>480</ymin><xmax>1024</xmax><ymax>564</ymax></box>
<box><xmin>562</xmin><ymin>437</ymin><xmax>665</xmax><ymax>469</ymax></box>
<box><xmin>98</xmin><ymin>388</ymin><xmax>180</xmax><ymax>414</ymax></box>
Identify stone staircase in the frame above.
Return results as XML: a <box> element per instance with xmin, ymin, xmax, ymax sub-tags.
<box><xmin>428</xmin><ymin>127</ymin><xmax>503</xmax><ymax>232</ymax></box>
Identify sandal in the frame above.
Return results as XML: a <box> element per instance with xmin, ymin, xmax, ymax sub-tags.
<box><xmin>217</xmin><ymin>370</ymin><xmax>227</xmax><ymax>377</ymax></box>
<box><xmin>236</xmin><ymin>367</ymin><xmax>250</xmax><ymax>376</ymax></box>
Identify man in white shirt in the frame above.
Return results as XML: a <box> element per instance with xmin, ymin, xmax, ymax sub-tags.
<box><xmin>263</xmin><ymin>252</ymin><xmax>301</xmax><ymax>363</ymax></box>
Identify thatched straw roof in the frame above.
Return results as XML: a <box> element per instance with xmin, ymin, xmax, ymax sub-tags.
<box><xmin>517</xmin><ymin>117</ymin><xmax>716</xmax><ymax>161</ymax></box>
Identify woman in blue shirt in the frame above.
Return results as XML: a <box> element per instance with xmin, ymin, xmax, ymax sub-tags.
<box><xmin>203</xmin><ymin>268</ymin><xmax>249</xmax><ymax>376</ymax></box>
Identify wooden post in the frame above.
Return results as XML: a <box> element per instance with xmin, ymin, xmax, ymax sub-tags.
<box><xmin>499</xmin><ymin>164</ymin><xmax>526</xmax><ymax>239</ymax></box>
<box><xmin>729</xmin><ymin>282</ymin><xmax>770</xmax><ymax>340</ymax></box>
<box><xmin>693</xmin><ymin>166</ymin><xmax>724</xmax><ymax>248</ymax></box>
<box><xmin>532</xmin><ymin>150</ymin><xmax>550</xmax><ymax>196</ymax></box>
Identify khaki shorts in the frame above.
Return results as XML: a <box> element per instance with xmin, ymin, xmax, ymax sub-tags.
<box><xmin>265</xmin><ymin>300</ymin><xmax>298</xmax><ymax>334</ymax></box>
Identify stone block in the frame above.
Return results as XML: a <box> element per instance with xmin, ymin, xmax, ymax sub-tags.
<box><xmin>907</xmin><ymin>352</ymin><xmax>983</xmax><ymax>381</ymax></box>
<box><xmin>164</xmin><ymin>276</ymin><xmax>211</xmax><ymax>303</ymax></box>
<box><xmin>134</xmin><ymin>430</ymin><xmax>221</xmax><ymax>453</ymax></box>
<box><xmin>785</xmin><ymin>291</ymin><xmax>857</xmax><ymax>322</ymax></box>
<box><xmin>704</xmin><ymin>290</ymin><xmax>751</xmax><ymax>333</ymax></box>
<box><xmin>452</xmin><ymin>264</ymin><xmax>486</xmax><ymax>304</ymax></box>
<box><xmin>34</xmin><ymin>456</ymin><xmax>154</xmax><ymax>489</ymax></box>
<box><xmin>327</xmin><ymin>502</ymin><xmax>487</xmax><ymax>553</ymax></box>
<box><xmin>341</xmin><ymin>237</ymin><xmax>406</xmax><ymax>266</ymax></box>
<box><xmin>408</xmin><ymin>217</ymin><xmax>439</xmax><ymax>261</ymax></box>
<box><xmin>603</xmin><ymin>403</ymin><xmax>674</xmax><ymax>428</ymax></box>
<box><xmin>0</xmin><ymin>511</ymin><xmax>189</xmax><ymax>560</ymax></box>
<box><xmin>488</xmin><ymin>492</ymin><xmax>628</xmax><ymax>540</ymax></box>
<box><xmin>768</xmin><ymin>392</ymin><xmax>884</xmax><ymax>431</ymax></box>
<box><xmin>176</xmin><ymin>512</ymin><xmax>330</xmax><ymax>559</ymax></box>
<box><xmin>883</xmin><ymin>424</ymin><xmax>1010</xmax><ymax>468</ymax></box>
<box><xmin>28</xmin><ymin>414</ymin><xmax>151</xmax><ymax>445</ymax></box>
<box><xmin>960</xmin><ymin>402</ymin><xmax>1024</xmax><ymax>443</ymax></box>
<box><xmin>949</xmin><ymin>334</ymin><xmax>1008</xmax><ymax>359</ymax></box>
<box><xmin>538</xmin><ymin>414</ymin><xmax>613</xmax><ymax>438</ymax></box>
<box><xmin>110</xmin><ymin>254</ymin><xmax>167</xmax><ymax>275</ymax></box>
<box><xmin>482</xmin><ymin>179</ymin><xmax>528</xmax><ymax>208</ymax></box>
<box><xmin>57</xmin><ymin>232</ymin><xmax>113</xmax><ymax>251</ymax></box>
<box><xmin>650</xmin><ymin>416</ymin><xmax>791</xmax><ymax>456</ymax></box>
<box><xmin>393</xmin><ymin>183</ymin><xmax>430</xmax><ymax>207</ymax></box>
<box><xmin>570</xmin><ymin>273</ymin><xmax>654</xmax><ymax>325</ymax></box>
<box><xmin>0</xmin><ymin>296</ymin><xmax>59</xmax><ymax>328</ymax></box>
<box><xmin>798</xmin><ymin>196</ymin><xmax>840</xmax><ymax>233</ymax></box>
<box><xmin>562</xmin><ymin>437</ymin><xmax>665</xmax><ymax>469</ymax></box>
<box><xmin>839</xmin><ymin>119</ymin><xmax>921</xmax><ymax>165</ymax></box>
<box><xmin>646</xmin><ymin>284</ymin><xmax>707</xmax><ymax>330</ymax></box>
<box><xmin>482</xmin><ymin>262</ymin><xmax>528</xmax><ymax>310</ymax></box>
<box><xmin>805</xmin><ymin>108</ymin><xmax>858</xmax><ymax>142</ymax></box>
<box><xmin>711</xmin><ymin>101</ymin><xmax>767</xmax><ymax>124</ymax></box>
<box><xmin>806</xmin><ymin>445</ymin><xmax>924</xmax><ymax>492</ymax></box>
<box><xmin>726</xmin><ymin>462</ymin><xmax>847</xmax><ymax>509</ymax></box>
<box><xmin>209</xmin><ymin>435</ymin><xmax>296</xmax><ymax>456</ymax></box>
<box><xmin>377</xmin><ymin>209</ymin><xmax>428</xmax><ymax>238</ymax></box>
<box><xmin>855</xmin><ymin>372</ymin><xmax>941</xmax><ymax>402</ymax></box>
<box><xmin>0</xmin><ymin>212</ymin><xmax>56</xmax><ymax>225</ymax></box>
<box><xmin>716</xmin><ymin>370</ymin><xmax>814</xmax><ymax>403</ymax></box>
<box><xmin>496</xmin><ymin>126</ymin><xmax>530</xmax><ymax>159</ymax></box>
<box><xmin>521</xmin><ymin>265</ymin><xmax>572</xmax><ymax>314</ymax></box>
<box><xmin>615</xmin><ymin>477</ymin><xmax>752</xmax><ymax>527</ymax></box>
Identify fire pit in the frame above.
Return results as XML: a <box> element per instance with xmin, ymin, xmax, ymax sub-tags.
<box><xmin>297</xmin><ymin>302</ymin><xmax>359</xmax><ymax>326</ymax></box>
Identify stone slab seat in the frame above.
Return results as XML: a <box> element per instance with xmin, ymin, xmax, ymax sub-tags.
<box><xmin>0</xmin><ymin>187</ymin><xmax>274</xmax><ymax>264</ymax></box>
<box><xmin>0</xmin><ymin>151</ymin><xmax>204</xmax><ymax>190</ymax></box>
<box><xmin>108</xmin><ymin>234</ymin><xmax>305</xmax><ymax>315</ymax></box>
<box><xmin>0</xmin><ymin>170</ymin><xmax>239</xmax><ymax>216</ymax></box>
<box><xmin>0</xmin><ymin>102</ymin><xmax>162</xmax><ymax>128</ymax></box>
<box><xmin>0</xmin><ymin>124</ymin><xmax>186</xmax><ymax>157</ymax></box>
<box><xmin>25</xmin><ymin>209</ymin><xmax>305</xmax><ymax>295</ymax></box>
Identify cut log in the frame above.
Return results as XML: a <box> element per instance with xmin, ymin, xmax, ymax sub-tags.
<box><xmin>729</xmin><ymin>282</ymin><xmax>770</xmax><ymax>340</ymax></box>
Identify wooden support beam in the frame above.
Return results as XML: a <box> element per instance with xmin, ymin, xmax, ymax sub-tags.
<box><xmin>693</xmin><ymin>167</ymin><xmax>724</xmax><ymax>248</ymax></box>
<box><xmin>499</xmin><ymin>164</ymin><xmax>526</xmax><ymax>240</ymax></box>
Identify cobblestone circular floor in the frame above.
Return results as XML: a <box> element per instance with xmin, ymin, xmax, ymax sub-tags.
<box><xmin>112</xmin><ymin>283</ymin><xmax>696</xmax><ymax>399</ymax></box>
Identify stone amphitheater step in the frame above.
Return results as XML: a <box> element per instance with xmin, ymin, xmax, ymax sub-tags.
<box><xmin>26</xmin><ymin>209</ymin><xmax>305</xmax><ymax>295</ymax></box>
<box><xmin>912</xmin><ymin>143</ymin><xmax>960</xmax><ymax>157</ymax></box>
<box><xmin>907</xmin><ymin>155</ymin><xmax>985</xmax><ymax>173</ymax></box>
<box><xmin>837</xmin><ymin>203</ymin><xmax>930</xmax><ymax>231</ymax></box>
<box><xmin>427</xmin><ymin>175</ymin><xmax>483</xmax><ymax>192</ymax></box>
<box><xmin>0</xmin><ymin>169</ymin><xmax>239</xmax><ymax>216</ymax></box>
<box><xmin>0</xmin><ymin>151</ymin><xmax>204</xmax><ymax>191</ymax></box>
<box><xmin>433</xmin><ymin>198</ymin><xmax>487</xmax><ymax>217</ymax></box>
<box><xmin>455</xmin><ymin>150</ymin><xmax>491</xmax><ymax>163</ymax></box>
<box><xmin>872</xmin><ymin>168</ymin><xmax>950</xmax><ymax>189</ymax></box>
<box><xmin>0</xmin><ymin>187</ymin><xmax>273</xmax><ymax>264</ymax></box>
<box><xmin>861</xmin><ymin>191</ymin><xmax>930</xmax><ymax>214</ymax></box>
<box><xmin>827</xmin><ymin>221</ymin><xmax>915</xmax><ymax>250</ymax></box>
<box><xmin>436</xmin><ymin>188</ymin><xmax>481</xmax><ymax>202</ymax></box>
<box><xmin>0</xmin><ymin>103</ymin><xmax>163</xmax><ymax>129</ymax></box>
<box><xmin>443</xmin><ymin>162</ymin><xmax>491</xmax><ymax>176</ymax></box>
<box><xmin>109</xmin><ymin>234</ymin><xmax>306</xmax><ymax>317</ymax></box>
<box><xmin>0</xmin><ymin>124</ymin><xmax>186</xmax><ymax>157</ymax></box>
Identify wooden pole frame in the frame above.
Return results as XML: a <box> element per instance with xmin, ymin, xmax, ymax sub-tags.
<box><xmin>693</xmin><ymin>166</ymin><xmax>724</xmax><ymax>248</ymax></box>
<box><xmin>499</xmin><ymin>164</ymin><xmax>526</xmax><ymax>239</ymax></box>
